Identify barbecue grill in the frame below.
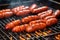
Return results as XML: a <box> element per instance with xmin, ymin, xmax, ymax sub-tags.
<box><xmin>0</xmin><ymin>0</ymin><xmax>60</xmax><ymax>40</ymax></box>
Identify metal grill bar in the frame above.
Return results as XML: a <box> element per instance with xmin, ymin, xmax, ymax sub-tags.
<box><xmin>0</xmin><ymin>34</ymin><xmax>6</xmax><ymax>40</ymax></box>
<box><xmin>0</xmin><ymin>29</ymin><xmax>10</xmax><ymax>39</ymax></box>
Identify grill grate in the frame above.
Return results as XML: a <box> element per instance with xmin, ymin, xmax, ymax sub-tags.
<box><xmin>0</xmin><ymin>0</ymin><xmax>60</xmax><ymax>40</ymax></box>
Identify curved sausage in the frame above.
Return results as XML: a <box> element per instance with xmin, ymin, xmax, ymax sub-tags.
<box><xmin>53</xmin><ymin>10</ymin><xmax>60</xmax><ymax>17</ymax></box>
<box><xmin>5</xmin><ymin>20</ymin><xmax>21</xmax><ymax>29</ymax></box>
<box><xmin>12</xmin><ymin>24</ymin><xmax>29</xmax><ymax>32</ymax></box>
<box><xmin>38</xmin><ymin>11</ymin><xmax>47</xmax><ymax>17</ymax></box>
<box><xmin>21</xmin><ymin>15</ymin><xmax>39</xmax><ymax>23</ymax></box>
<box><xmin>26</xmin><ymin>23</ymin><xmax>46</xmax><ymax>32</ymax></box>
<box><xmin>44</xmin><ymin>15</ymin><xmax>55</xmax><ymax>20</ymax></box>
<box><xmin>38</xmin><ymin>9</ymin><xmax>53</xmax><ymax>19</ymax></box>
<box><xmin>32</xmin><ymin>6</ymin><xmax>48</xmax><ymax>14</ymax></box>
<box><xmin>46</xmin><ymin>18</ymin><xmax>58</xmax><ymax>26</ymax></box>
<box><xmin>16</xmin><ymin>10</ymin><xmax>30</xmax><ymax>16</ymax></box>
<box><xmin>3</xmin><ymin>11</ymin><xmax>13</xmax><ymax>18</ymax></box>
<box><xmin>29</xmin><ymin>19</ymin><xmax>46</xmax><ymax>25</ymax></box>
<box><xmin>12</xmin><ymin>5</ymin><xmax>25</xmax><ymax>14</ymax></box>
<box><xmin>0</xmin><ymin>9</ymin><xmax>13</xmax><ymax>19</ymax></box>
<box><xmin>30</xmin><ymin>4</ymin><xmax>38</xmax><ymax>12</ymax></box>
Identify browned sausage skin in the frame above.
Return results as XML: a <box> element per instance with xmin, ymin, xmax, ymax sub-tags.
<box><xmin>21</xmin><ymin>15</ymin><xmax>39</xmax><ymax>24</ymax></box>
<box><xmin>0</xmin><ymin>9</ymin><xmax>13</xmax><ymax>19</ymax></box>
<box><xmin>12</xmin><ymin>24</ymin><xmax>29</xmax><ymax>32</ymax></box>
<box><xmin>16</xmin><ymin>10</ymin><xmax>30</xmax><ymax>16</ymax></box>
<box><xmin>30</xmin><ymin>4</ymin><xmax>38</xmax><ymax>12</ymax></box>
<box><xmin>46</xmin><ymin>18</ymin><xmax>58</xmax><ymax>26</ymax></box>
<box><xmin>5</xmin><ymin>20</ymin><xmax>21</xmax><ymax>29</ymax></box>
<box><xmin>44</xmin><ymin>15</ymin><xmax>55</xmax><ymax>20</ymax></box>
<box><xmin>53</xmin><ymin>10</ymin><xmax>60</xmax><ymax>17</ymax></box>
<box><xmin>32</xmin><ymin>6</ymin><xmax>48</xmax><ymax>14</ymax></box>
<box><xmin>26</xmin><ymin>22</ymin><xmax>46</xmax><ymax>32</ymax></box>
<box><xmin>38</xmin><ymin>9</ymin><xmax>53</xmax><ymax>19</ymax></box>
<box><xmin>12</xmin><ymin>5</ymin><xmax>31</xmax><ymax>16</ymax></box>
<box><xmin>29</xmin><ymin>19</ymin><xmax>46</xmax><ymax>25</ymax></box>
<box><xmin>12</xmin><ymin>5</ymin><xmax>25</xmax><ymax>14</ymax></box>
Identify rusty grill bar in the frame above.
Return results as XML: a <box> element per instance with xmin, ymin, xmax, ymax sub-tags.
<box><xmin>0</xmin><ymin>0</ymin><xmax>60</xmax><ymax>40</ymax></box>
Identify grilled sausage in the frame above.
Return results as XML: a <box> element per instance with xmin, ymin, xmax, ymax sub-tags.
<box><xmin>12</xmin><ymin>5</ymin><xmax>25</xmax><ymax>14</ymax></box>
<box><xmin>30</xmin><ymin>4</ymin><xmax>38</xmax><ymax>12</ymax></box>
<box><xmin>32</xmin><ymin>6</ymin><xmax>48</xmax><ymax>14</ymax></box>
<box><xmin>53</xmin><ymin>10</ymin><xmax>60</xmax><ymax>17</ymax></box>
<box><xmin>46</xmin><ymin>18</ymin><xmax>57</xmax><ymax>26</ymax></box>
<box><xmin>38</xmin><ymin>11</ymin><xmax>47</xmax><ymax>17</ymax></box>
<box><xmin>38</xmin><ymin>9</ymin><xmax>53</xmax><ymax>19</ymax></box>
<box><xmin>0</xmin><ymin>9</ymin><xmax>13</xmax><ymax>19</ymax></box>
<box><xmin>5</xmin><ymin>20</ymin><xmax>21</xmax><ymax>29</ymax></box>
<box><xmin>16</xmin><ymin>10</ymin><xmax>30</xmax><ymax>16</ymax></box>
<box><xmin>29</xmin><ymin>19</ymin><xmax>46</xmax><ymax>25</ymax></box>
<box><xmin>26</xmin><ymin>23</ymin><xmax>46</xmax><ymax>32</ymax></box>
<box><xmin>21</xmin><ymin>15</ymin><xmax>39</xmax><ymax>23</ymax></box>
<box><xmin>44</xmin><ymin>15</ymin><xmax>55</xmax><ymax>20</ymax></box>
<box><xmin>12</xmin><ymin>24</ymin><xmax>29</xmax><ymax>32</ymax></box>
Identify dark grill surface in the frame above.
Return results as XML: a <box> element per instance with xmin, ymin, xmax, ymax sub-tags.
<box><xmin>0</xmin><ymin>0</ymin><xmax>60</xmax><ymax>40</ymax></box>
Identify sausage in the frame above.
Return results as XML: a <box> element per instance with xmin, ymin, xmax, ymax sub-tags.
<box><xmin>3</xmin><ymin>11</ymin><xmax>13</xmax><ymax>18</ymax></box>
<box><xmin>12</xmin><ymin>24</ymin><xmax>29</xmax><ymax>32</ymax></box>
<box><xmin>32</xmin><ymin>6</ymin><xmax>48</xmax><ymax>14</ymax></box>
<box><xmin>29</xmin><ymin>19</ymin><xmax>46</xmax><ymax>25</ymax></box>
<box><xmin>16</xmin><ymin>10</ymin><xmax>30</xmax><ymax>16</ymax></box>
<box><xmin>30</xmin><ymin>4</ymin><xmax>38</xmax><ymax>12</ymax></box>
<box><xmin>12</xmin><ymin>5</ymin><xmax>30</xmax><ymax>16</ymax></box>
<box><xmin>38</xmin><ymin>9</ymin><xmax>53</xmax><ymax>19</ymax></box>
<box><xmin>53</xmin><ymin>10</ymin><xmax>60</xmax><ymax>17</ymax></box>
<box><xmin>5</xmin><ymin>20</ymin><xmax>21</xmax><ymax>29</ymax></box>
<box><xmin>46</xmin><ymin>18</ymin><xmax>58</xmax><ymax>26</ymax></box>
<box><xmin>0</xmin><ymin>9</ymin><xmax>13</xmax><ymax>19</ymax></box>
<box><xmin>44</xmin><ymin>15</ymin><xmax>55</xmax><ymax>20</ymax></box>
<box><xmin>38</xmin><ymin>11</ymin><xmax>47</xmax><ymax>17</ymax></box>
<box><xmin>21</xmin><ymin>15</ymin><xmax>39</xmax><ymax>23</ymax></box>
<box><xmin>26</xmin><ymin>23</ymin><xmax>46</xmax><ymax>32</ymax></box>
<box><xmin>12</xmin><ymin>5</ymin><xmax>25</xmax><ymax>14</ymax></box>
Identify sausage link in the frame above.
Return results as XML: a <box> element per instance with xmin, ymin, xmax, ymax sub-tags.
<box><xmin>21</xmin><ymin>15</ymin><xmax>39</xmax><ymax>23</ymax></box>
<box><xmin>30</xmin><ymin>4</ymin><xmax>38</xmax><ymax>12</ymax></box>
<box><xmin>16</xmin><ymin>10</ymin><xmax>30</xmax><ymax>16</ymax></box>
<box><xmin>46</xmin><ymin>18</ymin><xmax>58</xmax><ymax>26</ymax></box>
<box><xmin>12</xmin><ymin>5</ymin><xmax>25</xmax><ymax>14</ymax></box>
<box><xmin>44</xmin><ymin>15</ymin><xmax>55</xmax><ymax>20</ymax></box>
<box><xmin>38</xmin><ymin>9</ymin><xmax>53</xmax><ymax>19</ymax></box>
<box><xmin>38</xmin><ymin>11</ymin><xmax>47</xmax><ymax>17</ymax></box>
<box><xmin>3</xmin><ymin>11</ymin><xmax>13</xmax><ymax>18</ymax></box>
<box><xmin>53</xmin><ymin>10</ymin><xmax>60</xmax><ymax>17</ymax></box>
<box><xmin>26</xmin><ymin>23</ymin><xmax>46</xmax><ymax>32</ymax></box>
<box><xmin>29</xmin><ymin>19</ymin><xmax>46</xmax><ymax>25</ymax></box>
<box><xmin>5</xmin><ymin>20</ymin><xmax>21</xmax><ymax>29</ymax></box>
<box><xmin>32</xmin><ymin>6</ymin><xmax>48</xmax><ymax>14</ymax></box>
<box><xmin>0</xmin><ymin>9</ymin><xmax>13</xmax><ymax>19</ymax></box>
<box><xmin>12</xmin><ymin>24</ymin><xmax>29</xmax><ymax>32</ymax></box>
